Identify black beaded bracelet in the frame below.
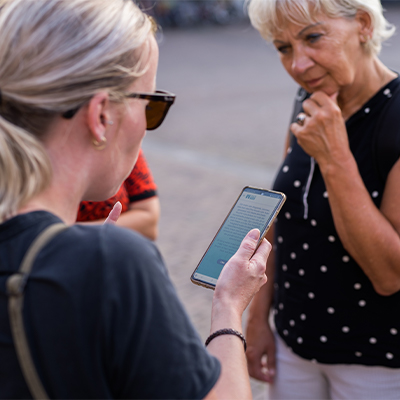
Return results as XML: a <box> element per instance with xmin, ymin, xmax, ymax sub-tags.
<box><xmin>205</xmin><ymin>328</ymin><xmax>247</xmax><ymax>352</ymax></box>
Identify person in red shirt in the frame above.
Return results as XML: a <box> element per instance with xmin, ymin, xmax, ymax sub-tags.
<box><xmin>77</xmin><ymin>149</ymin><xmax>160</xmax><ymax>240</ymax></box>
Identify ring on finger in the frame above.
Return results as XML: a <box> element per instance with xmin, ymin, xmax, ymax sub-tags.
<box><xmin>295</xmin><ymin>113</ymin><xmax>306</xmax><ymax>126</ymax></box>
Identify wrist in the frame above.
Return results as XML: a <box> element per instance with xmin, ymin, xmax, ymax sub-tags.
<box><xmin>211</xmin><ymin>303</ymin><xmax>242</xmax><ymax>333</ymax></box>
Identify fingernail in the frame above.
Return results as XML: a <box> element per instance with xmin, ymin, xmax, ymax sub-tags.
<box><xmin>248</xmin><ymin>229</ymin><xmax>259</xmax><ymax>240</ymax></box>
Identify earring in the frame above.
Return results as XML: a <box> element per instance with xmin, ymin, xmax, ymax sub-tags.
<box><xmin>362</xmin><ymin>35</ymin><xmax>369</xmax><ymax>43</ymax></box>
<box><xmin>107</xmin><ymin>120</ymin><xmax>114</xmax><ymax>126</ymax></box>
<box><xmin>92</xmin><ymin>137</ymin><xmax>107</xmax><ymax>150</ymax></box>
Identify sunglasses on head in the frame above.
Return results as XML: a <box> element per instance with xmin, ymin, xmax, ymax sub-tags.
<box><xmin>62</xmin><ymin>89</ymin><xmax>176</xmax><ymax>131</ymax></box>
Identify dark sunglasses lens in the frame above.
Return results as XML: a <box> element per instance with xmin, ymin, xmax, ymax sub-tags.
<box><xmin>145</xmin><ymin>101</ymin><xmax>170</xmax><ymax>130</ymax></box>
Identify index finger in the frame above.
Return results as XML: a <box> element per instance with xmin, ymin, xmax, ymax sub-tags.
<box><xmin>310</xmin><ymin>90</ymin><xmax>338</xmax><ymax>108</ymax></box>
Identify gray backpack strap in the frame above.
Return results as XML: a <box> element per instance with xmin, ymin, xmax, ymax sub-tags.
<box><xmin>6</xmin><ymin>223</ymin><xmax>68</xmax><ymax>400</ymax></box>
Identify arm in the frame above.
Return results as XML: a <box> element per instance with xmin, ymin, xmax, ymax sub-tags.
<box><xmin>291</xmin><ymin>92</ymin><xmax>400</xmax><ymax>295</ymax></box>
<box><xmin>205</xmin><ymin>229</ymin><xmax>271</xmax><ymax>400</ymax></box>
<box><xmin>84</xmin><ymin>196</ymin><xmax>160</xmax><ymax>241</ymax></box>
<box><xmin>112</xmin><ymin>196</ymin><xmax>160</xmax><ymax>240</ymax></box>
<box><xmin>246</xmin><ymin>226</ymin><xmax>276</xmax><ymax>383</ymax></box>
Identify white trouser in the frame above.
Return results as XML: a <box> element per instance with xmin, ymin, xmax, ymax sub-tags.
<box><xmin>268</xmin><ymin>333</ymin><xmax>400</xmax><ymax>400</ymax></box>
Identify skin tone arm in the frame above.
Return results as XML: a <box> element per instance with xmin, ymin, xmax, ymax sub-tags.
<box><xmin>291</xmin><ymin>91</ymin><xmax>400</xmax><ymax>296</ymax></box>
<box><xmin>204</xmin><ymin>229</ymin><xmax>272</xmax><ymax>400</ymax></box>
<box><xmin>245</xmin><ymin>130</ymin><xmax>292</xmax><ymax>384</ymax></box>
<box><xmin>84</xmin><ymin>196</ymin><xmax>160</xmax><ymax>240</ymax></box>
<box><xmin>246</xmin><ymin>225</ymin><xmax>276</xmax><ymax>383</ymax></box>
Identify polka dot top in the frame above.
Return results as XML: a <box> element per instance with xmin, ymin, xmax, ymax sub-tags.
<box><xmin>272</xmin><ymin>77</ymin><xmax>400</xmax><ymax>367</ymax></box>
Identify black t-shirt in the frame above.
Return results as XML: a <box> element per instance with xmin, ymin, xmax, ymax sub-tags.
<box><xmin>0</xmin><ymin>211</ymin><xmax>220</xmax><ymax>399</ymax></box>
<box><xmin>272</xmin><ymin>77</ymin><xmax>400</xmax><ymax>367</ymax></box>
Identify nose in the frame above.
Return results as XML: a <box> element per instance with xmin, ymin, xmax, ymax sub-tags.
<box><xmin>291</xmin><ymin>48</ymin><xmax>314</xmax><ymax>75</ymax></box>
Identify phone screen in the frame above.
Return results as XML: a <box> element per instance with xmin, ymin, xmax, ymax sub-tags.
<box><xmin>191</xmin><ymin>186</ymin><xmax>285</xmax><ymax>288</ymax></box>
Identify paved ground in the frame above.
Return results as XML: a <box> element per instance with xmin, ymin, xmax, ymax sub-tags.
<box><xmin>142</xmin><ymin>5</ymin><xmax>400</xmax><ymax>398</ymax></box>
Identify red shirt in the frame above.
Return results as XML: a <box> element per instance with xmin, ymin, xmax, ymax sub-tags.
<box><xmin>77</xmin><ymin>150</ymin><xmax>157</xmax><ymax>222</ymax></box>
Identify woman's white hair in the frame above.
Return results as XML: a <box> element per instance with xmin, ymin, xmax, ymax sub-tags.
<box><xmin>247</xmin><ymin>0</ymin><xmax>395</xmax><ymax>55</ymax></box>
<box><xmin>0</xmin><ymin>0</ymin><xmax>155</xmax><ymax>221</ymax></box>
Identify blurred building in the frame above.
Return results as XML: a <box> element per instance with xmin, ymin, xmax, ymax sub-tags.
<box><xmin>137</xmin><ymin>0</ymin><xmax>247</xmax><ymax>28</ymax></box>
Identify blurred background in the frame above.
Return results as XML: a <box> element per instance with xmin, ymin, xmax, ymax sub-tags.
<box><xmin>136</xmin><ymin>1</ymin><xmax>400</xmax><ymax>398</ymax></box>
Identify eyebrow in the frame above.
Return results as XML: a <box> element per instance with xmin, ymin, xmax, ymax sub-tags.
<box><xmin>296</xmin><ymin>22</ymin><xmax>323</xmax><ymax>38</ymax></box>
<box><xmin>273</xmin><ymin>22</ymin><xmax>324</xmax><ymax>45</ymax></box>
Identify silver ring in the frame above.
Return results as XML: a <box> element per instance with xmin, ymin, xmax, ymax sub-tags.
<box><xmin>295</xmin><ymin>113</ymin><xmax>306</xmax><ymax>126</ymax></box>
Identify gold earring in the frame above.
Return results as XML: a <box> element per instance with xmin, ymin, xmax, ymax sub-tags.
<box><xmin>362</xmin><ymin>35</ymin><xmax>369</xmax><ymax>43</ymax></box>
<box><xmin>92</xmin><ymin>137</ymin><xmax>107</xmax><ymax>150</ymax></box>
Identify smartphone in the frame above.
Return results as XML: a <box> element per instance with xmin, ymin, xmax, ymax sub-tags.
<box><xmin>191</xmin><ymin>186</ymin><xmax>286</xmax><ymax>290</ymax></box>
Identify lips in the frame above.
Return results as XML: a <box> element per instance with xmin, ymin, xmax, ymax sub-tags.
<box><xmin>305</xmin><ymin>76</ymin><xmax>325</xmax><ymax>87</ymax></box>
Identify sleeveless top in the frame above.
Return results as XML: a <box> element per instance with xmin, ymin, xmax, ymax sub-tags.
<box><xmin>272</xmin><ymin>76</ymin><xmax>400</xmax><ymax>367</ymax></box>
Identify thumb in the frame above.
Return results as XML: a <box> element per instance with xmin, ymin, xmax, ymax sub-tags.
<box><xmin>235</xmin><ymin>228</ymin><xmax>260</xmax><ymax>259</ymax></box>
<box><xmin>104</xmin><ymin>201</ymin><xmax>122</xmax><ymax>225</ymax></box>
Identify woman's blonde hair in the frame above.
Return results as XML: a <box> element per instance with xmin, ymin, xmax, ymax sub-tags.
<box><xmin>247</xmin><ymin>0</ymin><xmax>395</xmax><ymax>55</ymax></box>
<box><xmin>0</xmin><ymin>0</ymin><xmax>155</xmax><ymax>222</ymax></box>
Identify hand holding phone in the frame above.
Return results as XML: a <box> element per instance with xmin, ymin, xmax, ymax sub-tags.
<box><xmin>191</xmin><ymin>186</ymin><xmax>286</xmax><ymax>290</ymax></box>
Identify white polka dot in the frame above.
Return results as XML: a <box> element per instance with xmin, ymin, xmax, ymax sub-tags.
<box><xmin>355</xmin><ymin>352</ymin><xmax>362</xmax><ymax>357</ymax></box>
<box><xmin>390</xmin><ymin>328</ymin><xmax>398</xmax><ymax>335</ymax></box>
<box><xmin>327</xmin><ymin>307</ymin><xmax>335</xmax><ymax>314</ymax></box>
<box><xmin>297</xmin><ymin>337</ymin><xmax>303</xmax><ymax>344</ymax></box>
<box><xmin>300</xmin><ymin>314</ymin><xmax>306</xmax><ymax>320</ymax></box>
<box><xmin>342</xmin><ymin>326</ymin><xmax>350</xmax><ymax>333</ymax></box>
<box><xmin>289</xmin><ymin>320</ymin><xmax>295</xmax><ymax>326</ymax></box>
<box><xmin>386</xmin><ymin>353</ymin><xmax>394</xmax><ymax>360</ymax></box>
<box><xmin>323</xmin><ymin>191</ymin><xmax>328</xmax><ymax>198</ymax></box>
<box><xmin>303</xmin><ymin>243</ymin><xmax>309</xmax><ymax>250</ymax></box>
<box><xmin>284</xmin><ymin>281</ymin><xmax>290</xmax><ymax>289</ymax></box>
<box><xmin>277</xmin><ymin>236</ymin><xmax>283</xmax><ymax>243</ymax></box>
<box><xmin>308</xmin><ymin>292</ymin><xmax>315</xmax><ymax>299</ymax></box>
<box><xmin>320</xmin><ymin>336</ymin><xmax>327</xmax><ymax>343</ymax></box>
<box><xmin>328</xmin><ymin>235</ymin><xmax>335</xmax><ymax>242</ymax></box>
<box><xmin>354</xmin><ymin>283</ymin><xmax>362</xmax><ymax>290</ymax></box>
<box><xmin>294</xmin><ymin>180</ymin><xmax>301</xmax><ymax>188</ymax></box>
<box><xmin>287</xmin><ymin>147</ymin><xmax>293</xmax><ymax>154</ymax></box>
<box><xmin>290</xmin><ymin>252</ymin><xmax>296</xmax><ymax>259</ymax></box>
<box><xmin>320</xmin><ymin>265</ymin><xmax>328</xmax><ymax>273</ymax></box>
<box><xmin>285</xmin><ymin>212</ymin><xmax>291</xmax><ymax>219</ymax></box>
<box><xmin>342</xmin><ymin>255</ymin><xmax>350</xmax><ymax>263</ymax></box>
<box><xmin>279</xmin><ymin>303</ymin><xmax>284</xmax><ymax>310</ymax></box>
<box><xmin>359</xmin><ymin>300</ymin><xmax>366</xmax><ymax>307</ymax></box>
<box><xmin>364</xmin><ymin>107</ymin><xmax>370</xmax><ymax>114</ymax></box>
<box><xmin>282</xmin><ymin>264</ymin><xmax>288</xmax><ymax>271</ymax></box>
<box><xmin>299</xmin><ymin>269</ymin><xmax>305</xmax><ymax>276</ymax></box>
<box><xmin>311</xmin><ymin>219</ymin><xmax>317</xmax><ymax>226</ymax></box>
<box><xmin>384</xmin><ymin>88</ymin><xmax>391</xmax><ymax>96</ymax></box>
<box><xmin>283</xmin><ymin>330</ymin><xmax>289</xmax><ymax>336</ymax></box>
<box><xmin>372</xmin><ymin>191</ymin><xmax>379</xmax><ymax>198</ymax></box>
<box><xmin>282</xmin><ymin>165</ymin><xmax>289</xmax><ymax>173</ymax></box>
<box><xmin>369</xmin><ymin>337</ymin><xmax>377</xmax><ymax>344</ymax></box>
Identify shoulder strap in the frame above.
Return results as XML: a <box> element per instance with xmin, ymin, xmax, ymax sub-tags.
<box><xmin>6</xmin><ymin>223</ymin><xmax>68</xmax><ymax>400</ymax></box>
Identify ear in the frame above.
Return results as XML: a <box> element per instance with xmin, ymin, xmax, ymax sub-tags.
<box><xmin>86</xmin><ymin>92</ymin><xmax>112</xmax><ymax>144</ymax></box>
<box><xmin>355</xmin><ymin>10</ymin><xmax>373</xmax><ymax>42</ymax></box>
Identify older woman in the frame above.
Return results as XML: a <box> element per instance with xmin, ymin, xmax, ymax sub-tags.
<box><xmin>246</xmin><ymin>0</ymin><xmax>400</xmax><ymax>398</ymax></box>
<box><xmin>0</xmin><ymin>0</ymin><xmax>271</xmax><ymax>399</ymax></box>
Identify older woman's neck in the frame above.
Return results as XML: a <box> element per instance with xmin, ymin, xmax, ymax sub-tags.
<box><xmin>338</xmin><ymin>57</ymin><xmax>397</xmax><ymax>120</ymax></box>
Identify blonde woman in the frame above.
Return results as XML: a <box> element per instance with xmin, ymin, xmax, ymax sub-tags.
<box><xmin>0</xmin><ymin>0</ymin><xmax>271</xmax><ymax>398</ymax></box>
<box><xmin>246</xmin><ymin>0</ymin><xmax>400</xmax><ymax>398</ymax></box>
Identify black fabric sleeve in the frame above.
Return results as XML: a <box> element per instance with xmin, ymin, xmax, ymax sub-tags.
<box><xmin>99</xmin><ymin>226</ymin><xmax>221</xmax><ymax>399</ymax></box>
